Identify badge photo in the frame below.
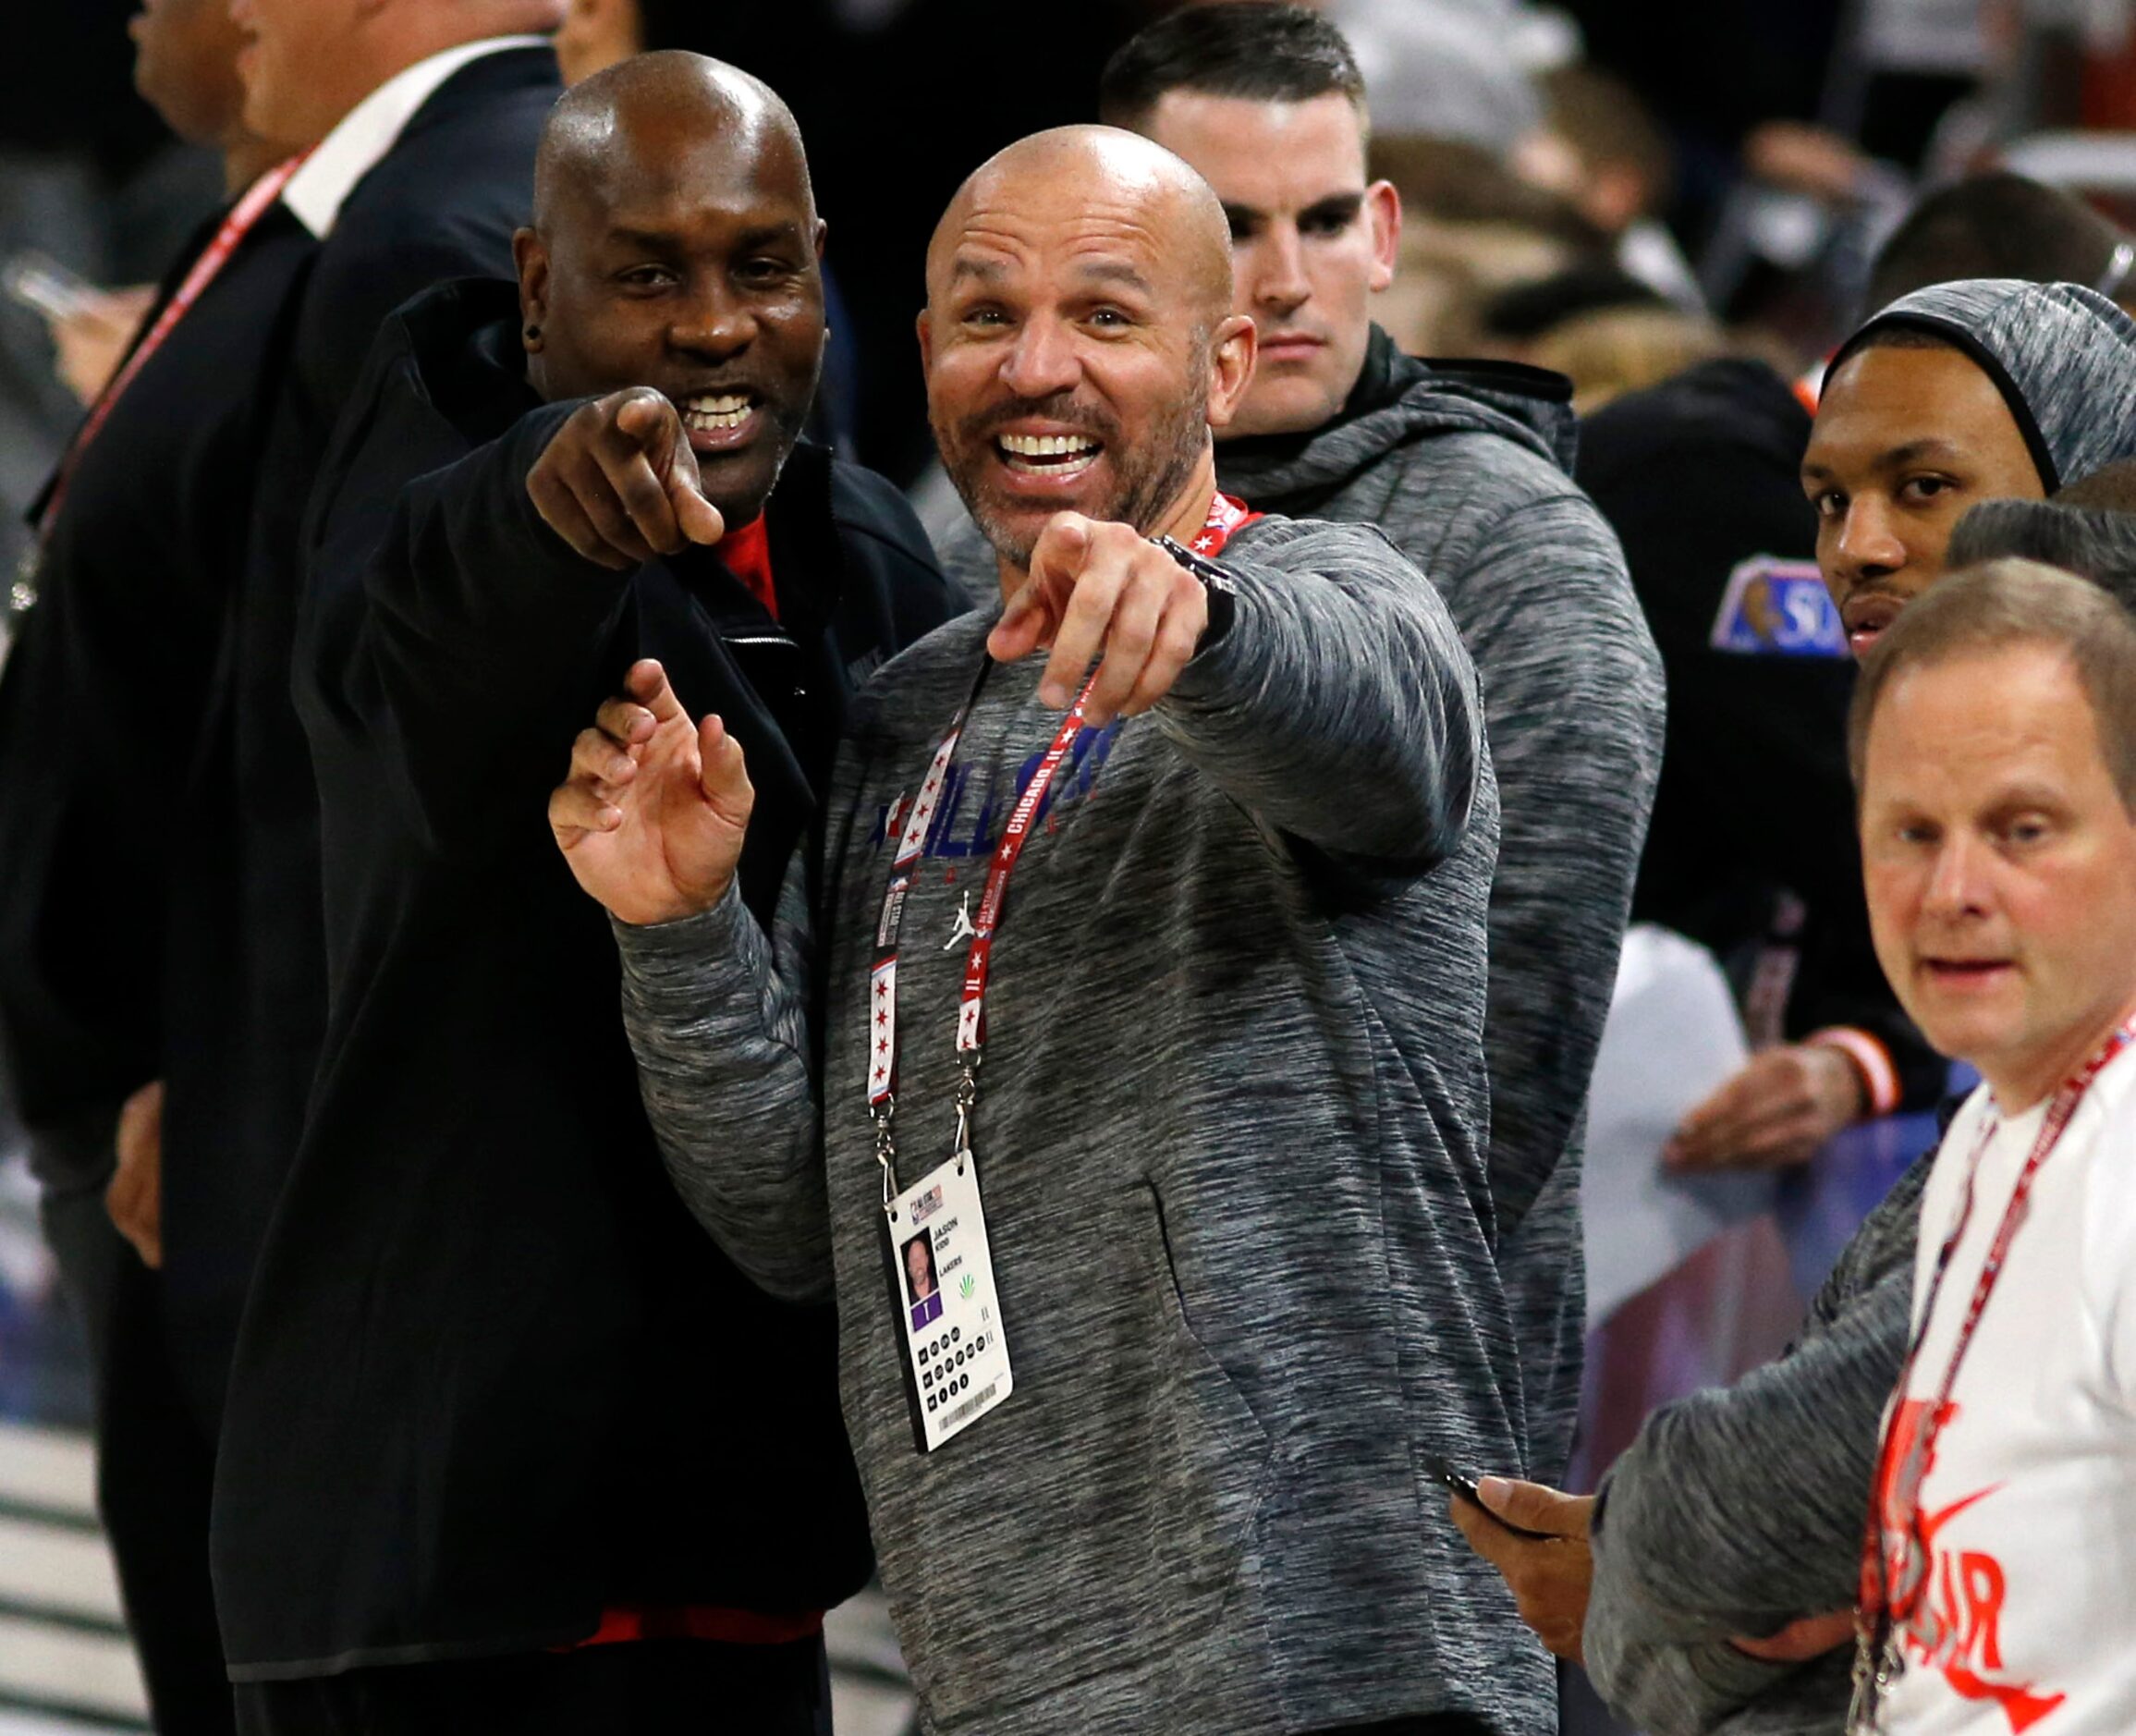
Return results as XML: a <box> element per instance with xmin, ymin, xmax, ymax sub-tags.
<box><xmin>884</xmin><ymin>1155</ymin><xmax>1013</xmax><ymax>1454</ymax></box>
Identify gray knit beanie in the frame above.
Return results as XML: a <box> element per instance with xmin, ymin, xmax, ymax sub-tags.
<box><xmin>1830</xmin><ymin>279</ymin><xmax>2136</xmax><ymax>494</ymax></box>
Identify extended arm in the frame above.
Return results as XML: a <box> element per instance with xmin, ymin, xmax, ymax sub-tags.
<box><xmin>316</xmin><ymin>390</ymin><xmax>724</xmax><ymax>842</ymax></box>
<box><xmin>1582</xmin><ymin>1258</ymin><xmax>1910</xmax><ymax>1731</ymax></box>
<box><xmin>1155</xmin><ymin>520</ymin><xmax>1483</xmax><ymax>869</ymax></box>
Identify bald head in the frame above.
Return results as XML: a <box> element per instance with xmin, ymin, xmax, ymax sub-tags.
<box><xmin>516</xmin><ymin>52</ymin><xmax>829</xmax><ymax>526</ymax></box>
<box><xmin>534</xmin><ymin>52</ymin><xmax>812</xmax><ymax>233</ymax></box>
<box><xmin>919</xmin><ymin>125</ymin><xmax>1257</xmax><ymax>580</ymax></box>
<box><xmin>928</xmin><ymin>126</ymin><xmax>1234</xmax><ymax>328</ymax></box>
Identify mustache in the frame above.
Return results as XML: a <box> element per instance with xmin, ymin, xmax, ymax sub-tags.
<box><xmin>958</xmin><ymin>393</ymin><xmax>1117</xmax><ymax>446</ymax></box>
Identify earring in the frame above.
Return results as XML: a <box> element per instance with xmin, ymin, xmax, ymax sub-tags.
<box><xmin>524</xmin><ymin>324</ymin><xmax>543</xmax><ymax>342</ymax></box>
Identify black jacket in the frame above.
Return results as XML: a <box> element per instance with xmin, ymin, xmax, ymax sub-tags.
<box><xmin>212</xmin><ymin>276</ymin><xmax>961</xmax><ymax>1675</ymax></box>
<box><xmin>169</xmin><ymin>46</ymin><xmax>559</xmax><ymax>1427</ymax></box>
<box><xmin>1579</xmin><ymin>357</ymin><xmax>1944</xmax><ymax>1110</ymax></box>
<box><xmin>0</xmin><ymin>189</ymin><xmax>315</xmax><ymax>1232</ymax></box>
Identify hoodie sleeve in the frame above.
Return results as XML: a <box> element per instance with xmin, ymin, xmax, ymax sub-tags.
<box><xmin>1581</xmin><ymin>1161</ymin><xmax>1924</xmax><ymax>1733</ymax></box>
<box><xmin>1155</xmin><ymin>520</ymin><xmax>1484</xmax><ymax>872</ymax></box>
<box><xmin>613</xmin><ymin>848</ymin><xmax>835</xmax><ymax>1302</ymax></box>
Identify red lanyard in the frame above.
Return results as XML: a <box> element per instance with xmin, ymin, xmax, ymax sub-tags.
<box><xmin>1858</xmin><ymin>1021</ymin><xmax>2136</xmax><ymax>1634</ymax></box>
<box><xmin>34</xmin><ymin>154</ymin><xmax>305</xmax><ymax>547</ymax></box>
<box><xmin>866</xmin><ymin>493</ymin><xmax>1258</xmax><ymax>1199</ymax></box>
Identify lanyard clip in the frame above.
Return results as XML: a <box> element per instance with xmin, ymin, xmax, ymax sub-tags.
<box><xmin>952</xmin><ymin>1053</ymin><xmax>981</xmax><ymax>1169</ymax></box>
<box><xmin>873</xmin><ymin>1098</ymin><xmax>899</xmax><ymax>1210</ymax></box>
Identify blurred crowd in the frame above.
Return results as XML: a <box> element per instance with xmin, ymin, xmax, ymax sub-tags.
<box><xmin>8</xmin><ymin>3</ymin><xmax>2136</xmax><ymax>1736</ymax></box>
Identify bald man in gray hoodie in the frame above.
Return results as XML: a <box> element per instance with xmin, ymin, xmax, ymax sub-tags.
<box><xmin>559</xmin><ymin>126</ymin><xmax>1552</xmax><ymax>1735</ymax></box>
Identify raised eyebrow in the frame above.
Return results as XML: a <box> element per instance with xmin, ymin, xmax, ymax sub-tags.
<box><xmin>948</xmin><ymin>255</ymin><xmax>1008</xmax><ymax>288</ymax></box>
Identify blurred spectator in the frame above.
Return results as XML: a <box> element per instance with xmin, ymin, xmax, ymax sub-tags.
<box><xmin>1525</xmin><ymin>304</ymin><xmax>1726</xmax><ymax>415</ymax></box>
<box><xmin>554</xmin><ymin>0</ymin><xmax>641</xmax><ymax>83</ymax></box>
<box><xmin>0</xmin><ymin>1</ymin><xmax>308</xmax><ymax>1728</ymax></box>
<box><xmin>1369</xmin><ymin>134</ymin><xmax>1604</xmax><ymax>353</ymax></box>
<box><xmin>1858</xmin><ymin>169</ymin><xmax>2136</xmax><ymax>321</ymax></box>
<box><xmin>1516</xmin><ymin>63</ymin><xmax>1705</xmax><ymax>307</ymax></box>
<box><xmin>2055</xmin><ymin>454</ymin><xmax>2136</xmax><ymax>510</ymax></box>
<box><xmin>1326</xmin><ymin>0</ymin><xmax>1549</xmax><ymax>152</ymax></box>
<box><xmin>0</xmin><ymin>4</ymin><xmax>224</xmax><ymax>615</ymax></box>
<box><xmin>1946</xmin><ymin>495</ymin><xmax>2136</xmax><ymax>608</ymax></box>
<box><xmin>1092</xmin><ymin>0</ymin><xmax>1665</xmax><ymax>1492</ymax></box>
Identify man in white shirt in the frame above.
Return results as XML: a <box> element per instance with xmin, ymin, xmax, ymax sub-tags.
<box><xmin>1848</xmin><ymin>556</ymin><xmax>2136</xmax><ymax>1731</ymax></box>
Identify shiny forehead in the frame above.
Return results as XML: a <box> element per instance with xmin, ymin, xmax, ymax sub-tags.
<box><xmin>926</xmin><ymin>126</ymin><xmax>1232</xmax><ymax>318</ymax></box>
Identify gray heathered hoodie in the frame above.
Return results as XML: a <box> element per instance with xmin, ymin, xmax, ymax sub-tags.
<box><xmin>616</xmin><ymin>513</ymin><xmax>1556</xmax><ymax>1734</ymax></box>
<box><xmin>931</xmin><ymin>338</ymin><xmax>1666</xmax><ymax>1491</ymax></box>
<box><xmin>1835</xmin><ymin>279</ymin><xmax>2136</xmax><ymax>491</ymax></box>
<box><xmin>1582</xmin><ymin>1155</ymin><xmax>1930</xmax><ymax>1734</ymax></box>
<box><xmin>1220</xmin><ymin>336</ymin><xmax>1666</xmax><ymax>1489</ymax></box>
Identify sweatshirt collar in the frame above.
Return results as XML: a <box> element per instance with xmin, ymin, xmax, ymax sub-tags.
<box><xmin>283</xmin><ymin>36</ymin><xmax>550</xmax><ymax>238</ymax></box>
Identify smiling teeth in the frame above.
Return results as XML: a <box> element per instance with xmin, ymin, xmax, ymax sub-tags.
<box><xmin>683</xmin><ymin>394</ymin><xmax>752</xmax><ymax>431</ymax></box>
<box><xmin>999</xmin><ymin>433</ymin><xmax>1099</xmax><ymax>457</ymax></box>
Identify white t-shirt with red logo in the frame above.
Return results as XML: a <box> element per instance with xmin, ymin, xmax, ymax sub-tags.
<box><xmin>1874</xmin><ymin>1039</ymin><xmax>2136</xmax><ymax>1734</ymax></box>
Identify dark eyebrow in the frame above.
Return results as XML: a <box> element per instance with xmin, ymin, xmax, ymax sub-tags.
<box><xmin>605</xmin><ymin>225</ymin><xmax>685</xmax><ymax>253</ymax></box>
<box><xmin>1874</xmin><ymin>438</ymin><xmax>1968</xmax><ymax>470</ymax></box>
<box><xmin>949</xmin><ymin>255</ymin><xmax>1007</xmax><ymax>287</ymax></box>
<box><xmin>1801</xmin><ymin>437</ymin><xmax>1971</xmax><ymax>483</ymax></box>
<box><xmin>1219</xmin><ymin>201</ymin><xmax>1265</xmax><ymax>233</ymax></box>
<box><xmin>1300</xmin><ymin>192</ymin><xmax>1365</xmax><ymax>225</ymax></box>
<box><xmin>732</xmin><ymin>221</ymin><xmax>808</xmax><ymax>251</ymax></box>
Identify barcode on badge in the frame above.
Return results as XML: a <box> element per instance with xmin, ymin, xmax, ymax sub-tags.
<box><xmin>940</xmin><ymin>1381</ymin><xmax>998</xmax><ymax>1432</ymax></box>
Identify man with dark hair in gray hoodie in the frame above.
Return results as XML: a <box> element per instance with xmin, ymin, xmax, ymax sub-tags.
<box><xmin>1095</xmin><ymin>0</ymin><xmax>1667</xmax><ymax>1495</ymax></box>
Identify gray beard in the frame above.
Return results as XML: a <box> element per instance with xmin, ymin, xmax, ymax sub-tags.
<box><xmin>945</xmin><ymin>395</ymin><xmax>1212</xmax><ymax>576</ymax></box>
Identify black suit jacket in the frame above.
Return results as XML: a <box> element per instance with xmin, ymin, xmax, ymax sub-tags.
<box><xmin>214</xmin><ymin>277</ymin><xmax>960</xmax><ymax>1672</ymax></box>
<box><xmin>167</xmin><ymin>46</ymin><xmax>559</xmax><ymax>1430</ymax></box>
<box><xmin>0</xmin><ymin>189</ymin><xmax>315</xmax><ymax>1249</ymax></box>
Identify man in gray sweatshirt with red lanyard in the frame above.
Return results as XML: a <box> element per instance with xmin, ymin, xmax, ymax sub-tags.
<box><xmin>552</xmin><ymin>126</ymin><xmax>1549</xmax><ymax>1734</ymax></box>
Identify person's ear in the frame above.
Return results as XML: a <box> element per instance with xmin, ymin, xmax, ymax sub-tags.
<box><xmin>1202</xmin><ymin>312</ymin><xmax>1257</xmax><ymax>433</ymax></box>
<box><xmin>915</xmin><ymin>307</ymin><xmax>934</xmax><ymax>379</ymax></box>
<box><xmin>813</xmin><ymin>218</ymin><xmax>829</xmax><ymax>264</ymax></box>
<box><xmin>1366</xmin><ymin>180</ymin><xmax>1402</xmax><ymax>295</ymax></box>
<box><xmin>514</xmin><ymin>227</ymin><xmax>550</xmax><ymax>352</ymax></box>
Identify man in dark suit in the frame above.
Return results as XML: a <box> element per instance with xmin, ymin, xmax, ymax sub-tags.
<box><xmin>0</xmin><ymin>4</ymin><xmax>306</xmax><ymax>1728</ymax></box>
<box><xmin>215</xmin><ymin>53</ymin><xmax>959</xmax><ymax>1734</ymax></box>
<box><xmin>139</xmin><ymin>0</ymin><xmax>560</xmax><ymax>1520</ymax></box>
